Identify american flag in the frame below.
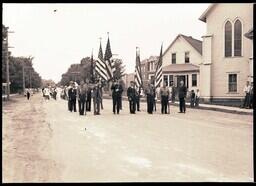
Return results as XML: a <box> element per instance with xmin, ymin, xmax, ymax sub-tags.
<box><xmin>95</xmin><ymin>40</ymin><xmax>108</xmax><ymax>81</ymax></box>
<box><xmin>134</xmin><ymin>47</ymin><xmax>143</xmax><ymax>89</ymax></box>
<box><xmin>154</xmin><ymin>44</ymin><xmax>163</xmax><ymax>88</ymax></box>
<box><xmin>104</xmin><ymin>35</ymin><xmax>115</xmax><ymax>80</ymax></box>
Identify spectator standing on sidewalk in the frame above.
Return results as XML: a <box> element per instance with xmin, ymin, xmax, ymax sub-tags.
<box><xmin>190</xmin><ymin>90</ymin><xmax>195</xmax><ymax>108</ymax></box>
<box><xmin>249</xmin><ymin>82</ymin><xmax>253</xmax><ymax>109</ymax></box>
<box><xmin>26</xmin><ymin>89</ymin><xmax>30</xmax><ymax>100</ymax></box>
<box><xmin>195</xmin><ymin>89</ymin><xmax>200</xmax><ymax>107</ymax></box>
<box><xmin>242</xmin><ymin>81</ymin><xmax>251</xmax><ymax>108</ymax></box>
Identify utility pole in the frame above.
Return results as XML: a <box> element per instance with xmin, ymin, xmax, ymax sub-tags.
<box><xmin>29</xmin><ymin>70</ymin><xmax>32</xmax><ymax>88</ymax></box>
<box><xmin>2</xmin><ymin>26</ymin><xmax>14</xmax><ymax>101</ymax></box>
<box><xmin>22</xmin><ymin>63</ymin><xmax>25</xmax><ymax>93</ymax></box>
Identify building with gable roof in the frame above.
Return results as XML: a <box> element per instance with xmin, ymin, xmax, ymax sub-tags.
<box><xmin>199</xmin><ymin>3</ymin><xmax>253</xmax><ymax>106</ymax></box>
<box><xmin>162</xmin><ymin>34</ymin><xmax>202</xmax><ymax>91</ymax></box>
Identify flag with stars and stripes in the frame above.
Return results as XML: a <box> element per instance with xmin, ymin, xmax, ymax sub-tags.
<box><xmin>95</xmin><ymin>41</ymin><xmax>108</xmax><ymax>81</ymax></box>
<box><xmin>104</xmin><ymin>35</ymin><xmax>115</xmax><ymax>80</ymax></box>
<box><xmin>154</xmin><ymin>44</ymin><xmax>163</xmax><ymax>88</ymax></box>
<box><xmin>134</xmin><ymin>47</ymin><xmax>143</xmax><ymax>89</ymax></box>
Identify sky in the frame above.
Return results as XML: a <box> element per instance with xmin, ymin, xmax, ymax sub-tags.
<box><xmin>3</xmin><ymin>3</ymin><xmax>210</xmax><ymax>83</ymax></box>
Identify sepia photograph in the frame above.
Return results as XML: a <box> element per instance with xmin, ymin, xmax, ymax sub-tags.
<box><xmin>2</xmin><ymin>3</ymin><xmax>254</xmax><ymax>182</ymax></box>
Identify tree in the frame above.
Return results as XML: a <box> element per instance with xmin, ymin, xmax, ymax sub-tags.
<box><xmin>112</xmin><ymin>58</ymin><xmax>126</xmax><ymax>80</ymax></box>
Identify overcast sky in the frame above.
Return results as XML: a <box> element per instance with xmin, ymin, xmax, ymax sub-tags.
<box><xmin>3</xmin><ymin>3</ymin><xmax>210</xmax><ymax>83</ymax></box>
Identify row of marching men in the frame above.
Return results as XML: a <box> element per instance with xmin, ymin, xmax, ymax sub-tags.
<box><xmin>62</xmin><ymin>78</ymin><xmax>200</xmax><ymax>116</ymax></box>
<box><xmin>63</xmin><ymin>79</ymin><xmax>126</xmax><ymax>115</ymax></box>
<box><xmin>63</xmin><ymin>80</ymin><xmax>103</xmax><ymax>115</ymax></box>
<box><xmin>127</xmin><ymin>80</ymin><xmax>200</xmax><ymax>114</ymax></box>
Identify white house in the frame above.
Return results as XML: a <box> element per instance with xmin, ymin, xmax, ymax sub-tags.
<box><xmin>162</xmin><ymin>34</ymin><xmax>202</xmax><ymax>91</ymax></box>
<box><xmin>199</xmin><ymin>3</ymin><xmax>253</xmax><ymax>105</ymax></box>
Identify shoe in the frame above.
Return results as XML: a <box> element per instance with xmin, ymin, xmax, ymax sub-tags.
<box><xmin>117</xmin><ymin>112</ymin><xmax>119</xmax><ymax>114</ymax></box>
<box><xmin>113</xmin><ymin>112</ymin><xmax>116</xmax><ymax>114</ymax></box>
<box><xmin>178</xmin><ymin>112</ymin><xmax>183</xmax><ymax>113</ymax></box>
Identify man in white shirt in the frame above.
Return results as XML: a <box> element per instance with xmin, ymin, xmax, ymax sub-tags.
<box><xmin>243</xmin><ymin>81</ymin><xmax>251</xmax><ymax>108</ymax></box>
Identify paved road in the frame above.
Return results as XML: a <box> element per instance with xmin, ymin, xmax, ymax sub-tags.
<box><xmin>2</xmin><ymin>93</ymin><xmax>253</xmax><ymax>182</ymax></box>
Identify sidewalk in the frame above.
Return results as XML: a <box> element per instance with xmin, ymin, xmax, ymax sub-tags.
<box><xmin>102</xmin><ymin>94</ymin><xmax>253</xmax><ymax>115</ymax></box>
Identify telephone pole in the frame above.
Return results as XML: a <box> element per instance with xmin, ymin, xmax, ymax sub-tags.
<box><xmin>2</xmin><ymin>26</ymin><xmax>14</xmax><ymax>101</ymax></box>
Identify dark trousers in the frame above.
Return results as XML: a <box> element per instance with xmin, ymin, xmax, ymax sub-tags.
<box><xmin>93</xmin><ymin>99</ymin><xmax>100</xmax><ymax>114</ymax></box>
<box><xmin>243</xmin><ymin>93</ymin><xmax>250</xmax><ymax>108</ymax></box>
<box><xmin>171</xmin><ymin>95</ymin><xmax>175</xmax><ymax>103</ymax></box>
<box><xmin>86</xmin><ymin>96</ymin><xmax>91</xmax><ymax>111</ymax></box>
<box><xmin>147</xmin><ymin>95</ymin><xmax>154</xmax><ymax>114</ymax></box>
<box><xmin>120</xmin><ymin>97</ymin><xmax>122</xmax><ymax>109</ymax></box>
<box><xmin>179</xmin><ymin>97</ymin><xmax>186</xmax><ymax>113</ymax></box>
<box><xmin>129</xmin><ymin>99</ymin><xmax>136</xmax><ymax>114</ymax></box>
<box><xmin>153</xmin><ymin>99</ymin><xmax>156</xmax><ymax>111</ymax></box>
<box><xmin>78</xmin><ymin>96</ymin><xmax>86</xmax><ymax>115</ymax></box>
<box><xmin>27</xmin><ymin>93</ymin><xmax>30</xmax><ymax>100</ymax></box>
<box><xmin>161</xmin><ymin>96</ymin><xmax>168</xmax><ymax>114</ymax></box>
<box><xmin>70</xmin><ymin>99</ymin><xmax>77</xmax><ymax>112</ymax></box>
<box><xmin>249</xmin><ymin>94</ymin><xmax>253</xmax><ymax>109</ymax></box>
<box><xmin>101</xmin><ymin>99</ymin><xmax>103</xmax><ymax>109</ymax></box>
<box><xmin>190</xmin><ymin>98</ymin><xmax>195</xmax><ymax>107</ymax></box>
<box><xmin>195</xmin><ymin>97</ymin><xmax>199</xmax><ymax>107</ymax></box>
<box><xmin>136</xmin><ymin>96</ymin><xmax>140</xmax><ymax>111</ymax></box>
<box><xmin>113</xmin><ymin>96</ymin><xmax>121</xmax><ymax>114</ymax></box>
<box><xmin>68</xmin><ymin>100</ymin><xmax>72</xmax><ymax>111</ymax></box>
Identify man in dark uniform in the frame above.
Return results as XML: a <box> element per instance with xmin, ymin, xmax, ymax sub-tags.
<box><xmin>111</xmin><ymin>79</ymin><xmax>123</xmax><ymax>114</ymax></box>
<box><xmin>77</xmin><ymin>80</ymin><xmax>87</xmax><ymax>115</ymax></box>
<box><xmin>145</xmin><ymin>82</ymin><xmax>154</xmax><ymax>114</ymax></box>
<box><xmin>127</xmin><ymin>81</ymin><xmax>137</xmax><ymax>114</ymax></box>
<box><xmin>68</xmin><ymin>82</ymin><xmax>77</xmax><ymax>112</ymax></box>
<box><xmin>92</xmin><ymin>81</ymin><xmax>102</xmax><ymax>115</ymax></box>
<box><xmin>178</xmin><ymin>80</ymin><xmax>187</xmax><ymax>113</ymax></box>
<box><xmin>86</xmin><ymin>79</ymin><xmax>92</xmax><ymax>112</ymax></box>
<box><xmin>135</xmin><ymin>86</ymin><xmax>141</xmax><ymax>111</ymax></box>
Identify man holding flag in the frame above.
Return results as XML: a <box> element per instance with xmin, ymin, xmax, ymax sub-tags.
<box><xmin>154</xmin><ymin>44</ymin><xmax>163</xmax><ymax>93</ymax></box>
<box><xmin>134</xmin><ymin>47</ymin><xmax>143</xmax><ymax>112</ymax></box>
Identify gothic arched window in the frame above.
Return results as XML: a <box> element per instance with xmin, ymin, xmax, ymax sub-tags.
<box><xmin>234</xmin><ymin>20</ymin><xmax>242</xmax><ymax>56</ymax></box>
<box><xmin>225</xmin><ymin>21</ymin><xmax>232</xmax><ymax>57</ymax></box>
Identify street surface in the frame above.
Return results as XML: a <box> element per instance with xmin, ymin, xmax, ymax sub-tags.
<box><xmin>2</xmin><ymin>93</ymin><xmax>253</xmax><ymax>182</ymax></box>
